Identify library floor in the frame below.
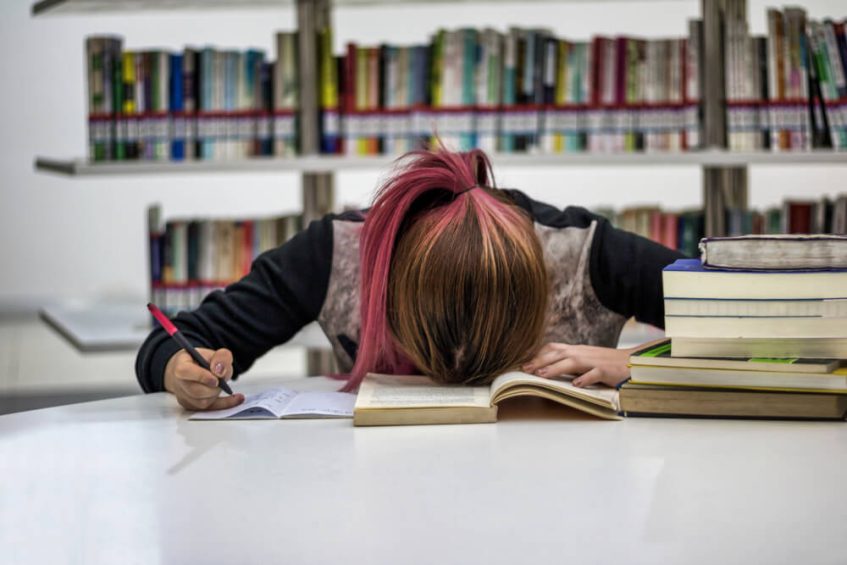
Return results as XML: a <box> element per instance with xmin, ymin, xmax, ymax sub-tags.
<box><xmin>0</xmin><ymin>315</ymin><xmax>305</xmax><ymax>415</ymax></box>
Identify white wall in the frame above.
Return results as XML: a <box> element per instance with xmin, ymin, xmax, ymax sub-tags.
<box><xmin>0</xmin><ymin>0</ymin><xmax>844</xmax><ymax>310</ymax></box>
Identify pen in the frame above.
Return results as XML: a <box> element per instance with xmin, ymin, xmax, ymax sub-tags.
<box><xmin>147</xmin><ymin>302</ymin><xmax>234</xmax><ymax>395</ymax></box>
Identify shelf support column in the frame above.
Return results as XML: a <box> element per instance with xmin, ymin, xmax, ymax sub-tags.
<box><xmin>701</xmin><ymin>0</ymin><xmax>748</xmax><ymax>237</ymax></box>
<box><xmin>297</xmin><ymin>0</ymin><xmax>337</xmax><ymax>375</ymax></box>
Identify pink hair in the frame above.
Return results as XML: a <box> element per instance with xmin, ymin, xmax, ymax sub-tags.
<box><xmin>339</xmin><ymin>146</ymin><xmax>528</xmax><ymax>391</ymax></box>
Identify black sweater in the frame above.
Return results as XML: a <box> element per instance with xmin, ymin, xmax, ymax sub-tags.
<box><xmin>135</xmin><ymin>189</ymin><xmax>683</xmax><ymax>392</ymax></box>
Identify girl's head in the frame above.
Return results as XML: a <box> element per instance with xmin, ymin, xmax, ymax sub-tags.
<box><xmin>345</xmin><ymin>147</ymin><xmax>549</xmax><ymax>391</ymax></box>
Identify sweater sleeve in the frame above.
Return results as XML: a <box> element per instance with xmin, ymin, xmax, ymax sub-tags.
<box><xmin>588</xmin><ymin>214</ymin><xmax>686</xmax><ymax>329</ymax></box>
<box><xmin>134</xmin><ymin>214</ymin><xmax>335</xmax><ymax>393</ymax></box>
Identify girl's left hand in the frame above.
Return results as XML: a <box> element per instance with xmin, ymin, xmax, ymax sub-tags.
<box><xmin>521</xmin><ymin>342</ymin><xmax>637</xmax><ymax>388</ymax></box>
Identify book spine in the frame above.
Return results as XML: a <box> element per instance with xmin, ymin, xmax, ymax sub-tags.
<box><xmin>147</xmin><ymin>204</ymin><xmax>164</xmax><ymax>311</ymax></box>
<box><xmin>111</xmin><ymin>41</ymin><xmax>124</xmax><ymax>161</ymax></box>
<box><xmin>501</xmin><ymin>29</ymin><xmax>516</xmax><ymax>152</ymax></box>
<box><xmin>122</xmin><ymin>51</ymin><xmax>139</xmax><ymax>159</ymax></box>
<box><xmin>85</xmin><ymin>37</ymin><xmax>107</xmax><ymax>162</ymax></box>
<box><xmin>170</xmin><ymin>53</ymin><xmax>185</xmax><ymax>161</ymax></box>
<box><xmin>274</xmin><ymin>33</ymin><xmax>298</xmax><ymax>157</ymax></box>
<box><xmin>343</xmin><ymin>43</ymin><xmax>357</xmax><ymax>156</ymax></box>
<box><xmin>182</xmin><ymin>48</ymin><xmax>197</xmax><ymax>160</ymax></box>
<box><xmin>156</xmin><ymin>51</ymin><xmax>171</xmax><ymax>161</ymax></box>
<box><xmin>319</xmin><ymin>24</ymin><xmax>339</xmax><ymax>154</ymax></box>
<box><xmin>462</xmin><ymin>28</ymin><xmax>477</xmax><ymax>151</ymax></box>
<box><xmin>137</xmin><ymin>52</ymin><xmax>150</xmax><ymax>160</ymax></box>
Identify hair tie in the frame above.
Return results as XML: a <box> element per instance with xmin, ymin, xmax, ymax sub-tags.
<box><xmin>457</xmin><ymin>184</ymin><xmax>481</xmax><ymax>196</ymax></box>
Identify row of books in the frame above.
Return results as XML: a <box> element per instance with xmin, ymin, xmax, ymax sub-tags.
<box><xmin>335</xmin><ymin>29</ymin><xmax>700</xmax><ymax>155</ymax></box>
<box><xmin>147</xmin><ymin>205</ymin><xmax>303</xmax><ymax>314</ymax></box>
<box><xmin>85</xmin><ymin>34</ymin><xmax>298</xmax><ymax>162</ymax></box>
<box><xmin>620</xmin><ymin>235</ymin><xmax>847</xmax><ymax>420</ymax></box>
<box><xmin>600</xmin><ymin>194</ymin><xmax>847</xmax><ymax>256</ymax></box>
<box><xmin>85</xmin><ymin>26</ymin><xmax>700</xmax><ymax>161</ymax></box>
<box><xmin>725</xmin><ymin>6</ymin><xmax>847</xmax><ymax>151</ymax></box>
<box><xmin>85</xmin><ymin>8</ymin><xmax>847</xmax><ymax>162</ymax></box>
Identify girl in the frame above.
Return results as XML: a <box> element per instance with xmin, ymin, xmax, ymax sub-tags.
<box><xmin>136</xmin><ymin>147</ymin><xmax>683</xmax><ymax>411</ymax></box>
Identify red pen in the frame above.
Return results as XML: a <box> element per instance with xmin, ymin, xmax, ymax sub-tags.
<box><xmin>147</xmin><ymin>303</ymin><xmax>234</xmax><ymax>395</ymax></box>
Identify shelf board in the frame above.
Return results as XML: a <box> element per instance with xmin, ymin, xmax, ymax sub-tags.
<box><xmin>35</xmin><ymin>151</ymin><xmax>847</xmax><ymax>177</ymax></box>
<box><xmin>40</xmin><ymin>302</ymin><xmax>332</xmax><ymax>353</ymax></box>
<box><xmin>32</xmin><ymin>0</ymin><xmax>688</xmax><ymax>16</ymax></box>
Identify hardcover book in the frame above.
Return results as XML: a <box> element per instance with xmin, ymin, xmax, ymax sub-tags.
<box><xmin>620</xmin><ymin>383</ymin><xmax>847</xmax><ymax>420</ymax></box>
<box><xmin>631</xmin><ymin>339</ymin><xmax>842</xmax><ymax>373</ymax></box>
<box><xmin>670</xmin><ymin>336</ymin><xmax>847</xmax><ymax>359</ymax></box>
<box><xmin>662</xmin><ymin>259</ymin><xmax>847</xmax><ymax>300</ymax></box>
<box><xmin>629</xmin><ymin>364</ymin><xmax>847</xmax><ymax>393</ymax></box>
<box><xmin>700</xmin><ymin>234</ymin><xmax>847</xmax><ymax>270</ymax></box>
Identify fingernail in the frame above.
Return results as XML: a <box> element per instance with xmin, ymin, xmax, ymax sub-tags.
<box><xmin>214</xmin><ymin>362</ymin><xmax>224</xmax><ymax>377</ymax></box>
<box><xmin>536</xmin><ymin>369</ymin><xmax>547</xmax><ymax>376</ymax></box>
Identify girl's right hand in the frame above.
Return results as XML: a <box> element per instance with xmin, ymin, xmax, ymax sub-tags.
<box><xmin>164</xmin><ymin>347</ymin><xmax>245</xmax><ymax>411</ymax></box>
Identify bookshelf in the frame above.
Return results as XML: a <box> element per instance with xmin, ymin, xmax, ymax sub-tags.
<box><xmin>30</xmin><ymin>0</ymin><xmax>846</xmax><ymax>366</ymax></box>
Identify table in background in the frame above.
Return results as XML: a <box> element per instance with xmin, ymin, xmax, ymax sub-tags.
<box><xmin>1</xmin><ymin>377</ymin><xmax>845</xmax><ymax>565</ymax></box>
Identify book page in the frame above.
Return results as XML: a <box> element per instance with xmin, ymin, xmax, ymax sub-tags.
<box><xmin>278</xmin><ymin>391</ymin><xmax>356</xmax><ymax>418</ymax></box>
<box><xmin>190</xmin><ymin>387</ymin><xmax>298</xmax><ymax>420</ymax></box>
<box><xmin>356</xmin><ymin>374</ymin><xmax>491</xmax><ymax>409</ymax></box>
<box><xmin>491</xmin><ymin>371</ymin><xmax>620</xmax><ymax>411</ymax></box>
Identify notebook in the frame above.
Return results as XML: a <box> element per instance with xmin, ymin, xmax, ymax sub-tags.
<box><xmin>190</xmin><ymin>387</ymin><xmax>356</xmax><ymax>420</ymax></box>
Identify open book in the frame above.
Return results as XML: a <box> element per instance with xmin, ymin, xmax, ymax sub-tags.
<box><xmin>353</xmin><ymin>372</ymin><xmax>621</xmax><ymax>426</ymax></box>
<box><xmin>190</xmin><ymin>387</ymin><xmax>356</xmax><ymax>420</ymax></box>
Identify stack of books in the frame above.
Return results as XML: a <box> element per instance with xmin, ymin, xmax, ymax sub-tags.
<box><xmin>620</xmin><ymin>234</ymin><xmax>847</xmax><ymax>420</ymax></box>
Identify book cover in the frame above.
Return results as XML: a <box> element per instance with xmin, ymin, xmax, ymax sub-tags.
<box><xmin>630</xmin><ymin>364</ymin><xmax>847</xmax><ymax>393</ymax></box>
<box><xmin>631</xmin><ymin>339</ymin><xmax>841</xmax><ymax>373</ymax></box>
<box><xmin>620</xmin><ymin>383</ymin><xmax>847</xmax><ymax>420</ymax></box>
<box><xmin>671</xmin><ymin>336</ymin><xmax>847</xmax><ymax>359</ymax></box>
<box><xmin>699</xmin><ymin>234</ymin><xmax>847</xmax><ymax>270</ymax></box>
<box><xmin>663</xmin><ymin>258</ymin><xmax>847</xmax><ymax>300</ymax></box>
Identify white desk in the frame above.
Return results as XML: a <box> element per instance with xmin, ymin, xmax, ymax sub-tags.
<box><xmin>1</xmin><ymin>377</ymin><xmax>845</xmax><ymax>565</ymax></box>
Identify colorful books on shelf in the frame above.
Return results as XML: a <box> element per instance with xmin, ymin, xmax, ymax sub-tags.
<box><xmin>85</xmin><ymin>39</ymin><xmax>281</xmax><ymax>163</ymax></box>
<box><xmin>598</xmin><ymin>195</ymin><xmax>847</xmax><ymax>257</ymax></box>
<box><xmin>340</xmin><ymin>29</ymin><xmax>698</xmax><ymax>155</ymax></box>
<box><xmin>84</xmin><ymin>8</ymin><xmax>847</xmax><ymax>164</ymax></box>
<box><xmin>147</xmin><ymin>205</ymin><xmax>302</xmax><ymax>315</ymax></box>
<box><xmin>724</xmin><ymin>7</ymin><xmax>847</xmax><ymax>152</ymax></box>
